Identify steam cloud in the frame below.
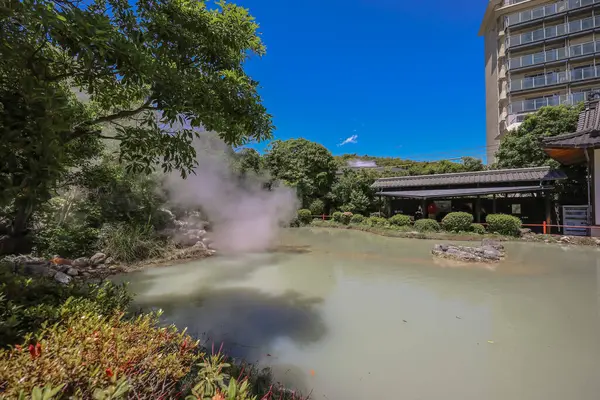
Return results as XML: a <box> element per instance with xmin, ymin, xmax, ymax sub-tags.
<box><xmin>163</xmin><ymin>131</ymin><xmax>299</xmax><ymax>254</ymax></box>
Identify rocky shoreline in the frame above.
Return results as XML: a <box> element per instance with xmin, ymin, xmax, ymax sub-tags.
<box><xmin>432</xmin><ymin>239</ymin><xmax>505</xmax><ymax>263</ymax></box>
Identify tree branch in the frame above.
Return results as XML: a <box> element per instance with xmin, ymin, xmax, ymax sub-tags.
<box><xmin>82</xmin><ymin>99</ymin><xmax>155</xmax><ymax>127</ymax></box>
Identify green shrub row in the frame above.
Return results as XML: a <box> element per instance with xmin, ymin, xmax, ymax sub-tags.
<box><xmin>305</xmin><ymin>210</ymin><xmax>523</xmax><ymax>237</ymax></box>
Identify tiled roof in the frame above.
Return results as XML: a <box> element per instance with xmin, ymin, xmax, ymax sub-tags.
<box><xmin>377</xmin><ymin>185</ymin><xmax>554</xmax><ymax>199</ymax></box>
<box><xmin>543</xmin><ymin>98</ymin><xmax>600</xmax><ymax>149</ymax></box>
<box><xmin>371</xmin><ymin>166</ymin><xmax>566</xmax><ymax>190</ymax></box>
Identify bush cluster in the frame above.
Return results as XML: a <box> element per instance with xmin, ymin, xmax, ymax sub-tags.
<box><xmin>340</xmin><ymin>212</ymin><xmax>353</xmax><ymax>225</ymax></box>
<box><xmin>350</xmin><ymin>214</ymin><xmax>365</xmax><ymax>224</ymax></box>
<box><xmin>366</xmin><ymin>216</ymin><xmax>388</xmax><ymax>227</ymax></box>
<box><xmin>297</xmin><ymin>209</ymin><xmax>312</xmax><ymax>225</ymax></box>
<box><xmin>308</xmin><ymin>199</ymin><xmax>325</xmax><ymax>216</ymax></box>
<box><xmin>486</xmin><ymin>214</ymin><xmax>522</xmax><ymax>236</ymax></box>
<box><xmin>470</xmin><ymin>223</ymin><xmax>486</xmax><ymax>235</ymax></box>
<box><xmin>388</xmin><ymin>214</ymin><xmax>411</xmax><ymax>227</ymax></box>
<box><xmin>332</xmin><ymin>211</ymin><xmax>343</xmax><ymax>223</ymax></box>
<box><xmin>414</xmin><ymin>218</ymin><xmax>440</xmax><ymax>232</ymax></box>
<box><xmin>441</xmin><ymin>212</ymin><xmax>473</xmax><ymax>232</ymax></box>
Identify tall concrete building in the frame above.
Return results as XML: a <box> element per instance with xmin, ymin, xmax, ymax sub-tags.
<box><xmin>480</xmin><ymin>0</ymin><xmax>600</xmax><ymax>162</ymax></box>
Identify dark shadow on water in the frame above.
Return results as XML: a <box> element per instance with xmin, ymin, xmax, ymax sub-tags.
<box><xmin>134</xmin><ymin>287</ymin><xmax>327</xmax><ymax>363</ymax></box>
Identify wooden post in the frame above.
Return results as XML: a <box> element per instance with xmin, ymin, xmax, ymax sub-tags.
<box><xmin>475</xmin><ymin>195</ymin><xmax>481</xmax><ymax>223</ymax></box>
<box><xmin>421</xmin><ymin>198</ymin><xmax>427</xmax><ymax>219</ymax></box>
<box><xmin>545</xmin><ymin>193</ymin><xmax>552</xmax><ymax>234</ymax></box>
<box><xmin>492</xmin><ymin>194</ymin><xmax>497</xmax><ymax>214</ymax></box>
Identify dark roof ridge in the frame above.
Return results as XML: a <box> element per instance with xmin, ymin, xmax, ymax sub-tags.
<box><xmin>376</xmin><ymin>166</ymin><xmax>551</xmax><ymax>182</ymax></box>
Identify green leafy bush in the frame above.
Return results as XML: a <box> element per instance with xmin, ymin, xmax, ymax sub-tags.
<box><xmin>350</xmin><ymin>214</ymin><xmax>365</xmax><ymax>224</ymax></box>
<box><xmin>297</xmin><ymin>209</ymin><xmax>312</xmax><ymax>225</ymax></box>
<box><xmin>414</xmin><ymin>218</ymin><xmax>440</xmax><ymax>232</ymax></box>
<box><xmin>370</xmin><ymin>212</ymin><xmax>383</xmax><ymax>218</ymax></box>
<box><xmin>309</xmin><ymin>199</ymin><xmax>325</xmax><ymax>216</ymax></box>
<box><xmin>332</xmin><ymin>211</ymin><xmax>343</xmax><ymax>223</ymax></box>
<box><xmin>486</xmin><ymin>214</ymin><xmax>522</xmax><ymax>236</ymax></box>
<box><xmin>340</xmin><ymin>212</ymin><xmax>353</xmax><ymax>225</ymax></box>
<box><xmin>470</xmin><ymin>223</ymin><xmax>486</xmax><ymax>235</ymax></box>
<box><xmin>441</xmin><ymin>212</ymin><xmax>473</xmax><ymax>232</ymax></box>
<box><xmin>366</xmin><ymin>216</ymin><xmax>388</xmax><ymax>227</ymax></box>
<box><xmin>97</xmin><ymin>223</ymin><xmax>166</xmax><ymax>263</ymax></box>
<box><xmin>34</xmin><ymin>224</ymin><xmax>99</xmax><ymax>259</ymax></box>
<box><xmin>388</xmin><ymin>214</ymin><xmax>411</xmax><ymax>227</ymax></box>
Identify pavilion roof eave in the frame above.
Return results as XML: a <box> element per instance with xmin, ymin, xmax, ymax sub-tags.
<box><xmin>377</xmin><ymin>185</ymin><xmax>554</xmax><ymax>200</ymax></box>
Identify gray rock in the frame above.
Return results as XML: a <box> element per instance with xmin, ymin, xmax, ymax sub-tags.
<box><xmin>20</xmin><ymin>264</ymin><xmax>53</xmax><ymax>277</ymax></box>
<box><xmin>72</xmin><ymin>257</ymin><xmax>90</xmax><ymax>268</ymax></box>
<box><xmin>66</xmin><ymin>267</ymin><xmax>79</xmax><ymax>276</ymax></box>
<box><xmin>105</xmin><ymin>257</ymin><xmax>115</xmax><ymax>265</ymax></box>
<box><xmin>433</xmin><ymin>240</ymin><xmax>504</xmax><ymax>263</ymax></box>
<box><xmin>520</xmin><ymin>228</ymin><xmax>532</xmax><ymax>235</ymax></box>
<box><xmin>54</xmin><ymin>271</ymin><xmax>72</xmax><ymax>284</ymax></box>
<box><xmin>90</xmin><ymin>252</ymin><xmax>106</xmax><ymax>265</ymax></box>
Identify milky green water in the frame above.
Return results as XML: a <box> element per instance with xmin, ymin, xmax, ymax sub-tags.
<box><xmin>118</xmin><ymin>228</ymin><xmax>600</xmax><ymax>400</ymax></box>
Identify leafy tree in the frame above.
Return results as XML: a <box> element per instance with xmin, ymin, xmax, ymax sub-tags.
<box><xmin>494</xmin><ymin>104</ymin><xmax>587</xmax><ymax>203</ymax></box>
<box><xmin>460</xmin><ymin>157</ymin><xmax>485</xmax><ymax>172</ymax></box>
<box><xmin>494</xmin><ymin>105</ymin><xmax>582</xmax><ymax>168</ymax></box>
<box><xmin>0</xmin><ymin>0</ymin><xmax>272</xmax><ymax>252</ymax></box>
<box><xmin>329</xmin><ymin>168</ymin><xmax>377</xmax><ymax>214</ymax></box>
<box><xmin>233</xmin><ymin>148</ymin><xmax>263</xmax><ymax>176</ymax></box>
<box><xmin>264</xmin><ymin>139</ymin><xmax>336</xmax><ymax>207</ymax></box>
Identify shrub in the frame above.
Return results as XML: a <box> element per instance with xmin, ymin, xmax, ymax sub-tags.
<box><xmin>370</xmin><ymin>212</ymin><xmax>383</xmax><ymax>218</ymax></box>
<box><xmin>388</xmin><ymin>214</ymin><xmax>411</xmax><ymax>227</ymax></box>
<box><xmin>34</xmin><ymin>224</ymin><xmax>100</xmax><ymax>259</ymax></box>
<box><xmin>309</xmin><ymin>199</ymin><xmax>325</xmax><ymax>216</ymax></box>
<box><xmin>350</xmin><ymin>214</ymin><xmax>365</xmax><ymax>224</ymax></box>
<box><xmin>441</xmin><ymin>212</ymin><xmax>473</xmax><ymax>232</ymax></box>
<box><xmin>366</xmin><ymin>216</ymin><xmax>388</xmax><ymax>227</ymax></box>
<box><xmin>332</xmin><ymin>211</ymin><xmax>343</xmax><ymax>223</ymax></box>
<box><xmin>470</xmin><ymin>223</ymin><xmax>486</xmax><ymax>235</ymax></box>
<box><xmin>340</xmin><ymin>212</ymin><xmax>353</xmax><ymax>225</ymax></box>
<box><xmin>414</xmin><ymin>218</ymin><xmax>440</xmax><ymax>232</ymax></box>
<box><xmin>297</xmin><ymin>209</ymin><xmax>312</xmax><ymax>225</ymax></box>
<box><xmin>486</xmin><ymin>214</ymin><xmax>522</xmax><ymax>236</ymax></box>
<box><xmin>97</xmin><ymin>223</ymin><xmax>166</xmax><ymax>263</ymax></box>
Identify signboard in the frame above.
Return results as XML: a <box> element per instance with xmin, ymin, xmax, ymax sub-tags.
<box><xmin>562</xmin><ymin>205</ymin><xmax>589</xmax><ymax>236</ymax></box>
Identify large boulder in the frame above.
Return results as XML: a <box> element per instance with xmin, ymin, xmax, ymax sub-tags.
<box><xmin>72</xmin><ymin>257</ymin><xmax>90</xmax><ymax>268</ymax></box>
<box><xmin>54</xmin><ymin>271</ymin><xmax>72</xmax><ymax>284</ymax></box>
<box><xmin>90</xmin><ymin>252</ymin><xmax>106</xmax><ymax>266</ymax></box>
<box><xmin>433</xmin><ymin>240</ymin><xmax>505</xmax><ymax>263</ymax></box>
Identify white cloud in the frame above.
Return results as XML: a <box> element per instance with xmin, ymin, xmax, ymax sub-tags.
<box><xmin>338</xmin><ymin>134</ymin><xmax>358</xmax><ymax>146</ymax></box>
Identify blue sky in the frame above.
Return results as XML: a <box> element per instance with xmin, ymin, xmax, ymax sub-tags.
<box><xmin>236</xmin><ymin>0</ymin><xmax>490</xmax><ymax>162</ymax></box>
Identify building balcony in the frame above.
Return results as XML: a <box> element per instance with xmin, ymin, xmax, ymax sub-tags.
<box><xmin>508</xmin><ymin>91</ymin><xmax>589</xmax><ymax>119</ymax></box>
<box><xmin>509</xmin><ymin>65</ymin><xmax>600</xmax><ymax>91</ymax></box>
<box><xmin>507</xmin><ymin>15</ymin><xmax>600</xmax><ymax>48</ymax></box>
<box><xmin>506</xmin><ymin>0</ymin><xmax>600</xmax><ymax>28</ymax></box>
<box><xmin>508</xmin><ymin>40</ymin><xmax>600</xmax><ymax>69</ymax></box>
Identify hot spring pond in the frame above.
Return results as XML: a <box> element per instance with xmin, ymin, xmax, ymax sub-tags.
<box><xmin>116</xmin><ymin>228</ymin><xmax>600</xmax><ymax>400</ymax></box>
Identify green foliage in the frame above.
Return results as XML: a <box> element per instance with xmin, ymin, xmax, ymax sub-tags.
<box><xmin>332</xmin><ymin>212</ymin><xmax>343</xmax><ymax>223</ymax></box>
<box><xmin>441</xmin><ymin>212</ymin><xmax>473</xmax><ymax>232</ymax></box>
<box><xmin>495</xmin><ymin>105</ymin><xmax>582</xmax><ymax>169</ymax></box>
<box><xmin>329</xmin><ymin>168</ymin><xmax>376</xmax><ymax>215</ymax></box>
<box><xmin>97</xmin><ymin>223</ymin><xmax>166</xmax><ymax>263</ymax></box>
<box><xmin>0</xmin><ymin>0</ymin><xmax>272</xmax><ymax>247</ymax></box>
<box><xmin>0</xmin><ymin>265</ymin><xmax>131</xmax><ymax>346</ymax></box>
<box><xmin>486</xmin><ymin>214</ymin><xmax>522</xmax><ymax>236</ymax></box>
<box><xmin>470</xmin><ymin>223</ymin><xmax>486</xmax><ymax>235</ymax></box>
<box><xmin>339</xmin><ymin>212</ymin><xmax>353</xmax><ymax>225</ymax></box>
<box><xmin>366</xmin><ymin>216</ymin><xmax>388</xmax><ymax>227</ymax></box>
<box><xmin>34</xmin><ymin>224</ymin><xmax>99</xmax><ymax>259</ymax></box>
<box><xmin>414</xmin><ymin>218</ymin><xmax>440</xmax><ymax>232</ymax></box>
<box><xmin>296</xmin><ymin>209</ymin><xmax>312</xmax><ymax>226</ymax></box>
<box><xmin>265</xmin><ymin>139</ymin><xmax>336</xmax><ymax>208</ymax></box>
<box><xmin>309</xmin><ymin>199</ymin><xmax>325</xmax><ymax>216</ymax></box>
<box><xmin>388</xmin><ymin>214</ymin><xmax>411</xmax><ymax>227</ymax></box>
<box><xmin>350</xmin><ymin>214</ymin><xmax>365</xmax><ymax>224</ymax></box>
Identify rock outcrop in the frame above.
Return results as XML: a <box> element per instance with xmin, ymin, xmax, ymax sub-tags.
<box><xmin>432</xmin><ymin>240</ymin><xmax>505</xmax><ymax>263</ymax></box>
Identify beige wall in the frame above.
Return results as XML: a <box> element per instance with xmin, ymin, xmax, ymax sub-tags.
<box><xmin>484</xmin><ymin>27</ymin><xmax>500</xmax><ymax>163</ymax></box>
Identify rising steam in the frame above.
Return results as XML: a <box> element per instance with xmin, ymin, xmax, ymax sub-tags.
<box><xmin>162</xmin><ymin>131</ymin><xmax>298</xmax><ymax>254</ymax></box>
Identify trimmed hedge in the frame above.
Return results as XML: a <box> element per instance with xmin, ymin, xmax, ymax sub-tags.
<box><xmin>470</xmin><ymin>223</ymin><xmax>486</xmax><ymax>235</ymax></box>
<box><xmin>309</xmin><ymin>199</ymin><xmax>325</xmax><ymax>216</ymax></box>
<box><xmin>366</xmin><ymin>216</ymin><xmax>388</xmax><ymax>227</ymax></box>
<box><xmin>486</xmin><ymin>214</ymin><xmax>522</xmax><ymax>236</ymax></box>
<box><xmin>389</xmin><ymin>214</ymin><xmax>411</xmax><ymax>227</ymax></box>
<box><xmin>350</xmin><ymin>214</ymin><xmax>365</xmax><ymax>224</ymax></box>
<box><xmin>441</xmin><ymin>212</ymin><xmax>473</xmax><ymax>232</ymax></box>
<box><xmin>340</xmin><ymin>212</ymin><xmax>353</xmax><ymax>225</ymax></box>
<box><xmin>297</xmin><ymin>209</ymin><xmax>312</xmax><ymax>225</ymax></box>
<box><xmin>414</xmin><ymin>218</ymin><xmax>440</xmax><ymax>232</ymax></box>
<box><xmin>332</xmin><ymin>211</ymin><xmax>343</xmax><ymax>223</ymax></box>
